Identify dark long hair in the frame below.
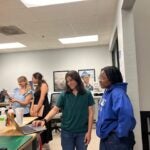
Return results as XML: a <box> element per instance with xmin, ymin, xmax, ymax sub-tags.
<box><xmin>101</xmin><ymin>66</ymin><xmax>123</xmax><ymax>84</ymax></box>
<box><xmin>33</xmin><ymin>72</ymin><xmax>47</xmax><ymax>91</ymax></box>
<box><xmin>65</xmin><ymin>70</ymin><xmax>85</xmax><ymax>94</ymax></box>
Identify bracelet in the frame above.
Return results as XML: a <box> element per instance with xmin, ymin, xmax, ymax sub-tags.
<box><xmin>42</xmin><ymin>118</ymin><xmax>47</xmax><ymax>125</ymax></box>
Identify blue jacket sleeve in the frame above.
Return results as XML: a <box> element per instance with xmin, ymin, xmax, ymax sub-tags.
<box><xmin>112</xmin><ymin>89</ymin><xmax>136</xmax><ymax>137</ymax></box>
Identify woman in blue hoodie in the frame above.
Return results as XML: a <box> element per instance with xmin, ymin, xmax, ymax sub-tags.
<box><xmin>96</xmin><ymin>66</ymin><xmax>136</xmax><ymax>150</ymax></box>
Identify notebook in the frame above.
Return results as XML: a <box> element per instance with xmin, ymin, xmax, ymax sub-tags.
<box><xmin>8</xmin><ymin>115</ymin><xmax>46</xmax><ymax>135</ymax></box>
<box><xmin>0</xmin><ymin>136</ymin><xmax>32</xmax><ymax>150</ymax></box>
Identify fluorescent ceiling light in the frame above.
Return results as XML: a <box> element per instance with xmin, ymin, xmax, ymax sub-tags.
<box><xmin>59</xmin><ymin>35</ymin><xmax>98</xmax><ymax>44</ymax></box>
<box><xmin>0</xmin><ymin>42</ymin><xmax>26</xmax><ymax>49</ymax></box>
<box><xmin>20</xmin><ymin>0</ymin><xmax>85</xmax><ymax>8</ymax></box>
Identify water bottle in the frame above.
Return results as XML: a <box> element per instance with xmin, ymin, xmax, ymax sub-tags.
<box><xmin>7</xmin><ymin>106</ymin><xmax>15</xmax><ymax>126</ymax></box>
<box><xmin>0</xmin><ymin>107</ymin><xmax>7</xmax><ymax>130</ymax></box>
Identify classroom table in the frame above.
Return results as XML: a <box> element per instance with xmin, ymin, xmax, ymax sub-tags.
<box><xmin>0</xmin><ymin>117</ymin><xmax>39</xmax><ymax>150</ymax></box>
<box><xmin>0</xmin><ymin>102</ymin><xmax>9</xmax><ymax>107</ymax></box>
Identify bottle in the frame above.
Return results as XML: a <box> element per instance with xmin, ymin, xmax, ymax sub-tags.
<box><xmin>7</xmin><ymin>106</ymin><xmax>15</xmax><ymax>126</ymax></box>
<box><xmin>0</xmin><ymin>107</ymin><xmax>7</xmax><ymax>130</ymax></box>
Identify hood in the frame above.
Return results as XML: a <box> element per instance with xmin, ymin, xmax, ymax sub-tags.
<box><xmin>107</xmin><ymin>82</ymin><xmax>128</xmax><ymax>92</ymax></box>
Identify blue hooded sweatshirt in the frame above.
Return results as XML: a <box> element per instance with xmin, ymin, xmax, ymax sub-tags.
<box><xmin>96</xmin><ymin>83</ymin><xmax>136</xmax><ymax>139</ymax></box>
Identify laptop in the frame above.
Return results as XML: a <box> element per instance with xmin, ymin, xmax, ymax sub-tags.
<box><xmin>8</xmin><ymin>115</ymin><xmax>46</xmax><ymax>135</ymax></box>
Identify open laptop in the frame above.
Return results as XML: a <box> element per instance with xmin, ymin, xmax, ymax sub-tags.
<box><xmin>8</xmin><ymin>115</ymin><xmax>46</xmax><ymax>135</ymax></box>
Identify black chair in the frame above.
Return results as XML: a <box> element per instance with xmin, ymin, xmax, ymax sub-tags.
<box><xmin>0</xmin><ymin>90</ymin><xmax>5</xmax><ymax>103</ymax></box>
<box><xmin>50</xmin><ymin>92</ymin><xmax>62</xmax><ymax>133</ymax></box>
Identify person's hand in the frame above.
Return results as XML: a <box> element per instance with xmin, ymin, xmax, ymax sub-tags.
<box><xmin>32</xmin><ymin>120</ymin><xmax>45</xmax><ymax>127</ymax></box>
<box><xmin>9</xmin><ymin>98</ymin><xmax>16</xmax><ymax>103</ymax></box>
<box><xmin>84</xmin><ymin>132</ymin><xmax>91</xmax><ymax>145</ymax></box>
<box><xmin>30</xmin><ymin>110</ymin><xmax>37</xmax><ymax>117</ymax></box>
<box><xmin>33</xmin><ymin>109</ymin><xmax>38</xmax><ymax>117</ymax></box>
<box><xmin>30</xmin><ymin>110</ymin><xmax>34</xmax><ymax>117</ymax></box>
<box><xmin>30</xmin><ymin>109</ymin><xmax>38</xmax><ymax>117</ymax></box>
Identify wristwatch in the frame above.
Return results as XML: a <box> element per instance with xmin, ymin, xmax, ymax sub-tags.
<box><xmin>42</xmin><ymin>118</ymin><xmax>47</xmax><ymax>125</ymax></box>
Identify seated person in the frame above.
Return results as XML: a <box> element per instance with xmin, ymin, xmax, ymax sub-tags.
<box><xmin>9</xmin><ymin>76</ymin><xmax>33</xmax><ymax>117</ymax></box>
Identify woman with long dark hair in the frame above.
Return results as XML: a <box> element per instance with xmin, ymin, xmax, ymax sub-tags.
<box><xmin>33</xmin><ymin>70</ymin><xmax>95</xmax><ymax>150</ymax></box>
<box><xmin>30</xmin><ymin>72</ymin><xmax>52</xmax><ymax>145</ymax></box>
<box><xmin>96</xmin><ymin>66</ymin><xmax>136</xmax><ymax>150</ymax></box>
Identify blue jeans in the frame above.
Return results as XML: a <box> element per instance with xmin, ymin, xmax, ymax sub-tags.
<box><xmin>100</xmin><ymin>132</ymin><xmax>135</xmax><ymax>150</ymax></box>
<box><xmin>61</xmin><ymin>130</ymin><xmax>87</xmax><ymax>150</ymax></box>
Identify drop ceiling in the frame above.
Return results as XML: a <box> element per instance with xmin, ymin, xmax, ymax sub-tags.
<box><xmin>0</xmin><ymin>0</ymin><xmax>118</xmax><ymax>53</ymax></box>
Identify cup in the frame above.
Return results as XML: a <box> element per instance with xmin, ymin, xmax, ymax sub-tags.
<box><xmin>0</xmin><ymin>108</ymin><xmax>7</xmax><ymax>130</ymax></box>
<box><xmin>15</xmin><ymin>108</ymin><xmax>24</xmax><ymax>125</ymax></box>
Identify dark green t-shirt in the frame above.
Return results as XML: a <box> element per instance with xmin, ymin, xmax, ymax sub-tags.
<box><xmin>56</xmin><ymin>90</ymin><xmax>95</xmax><ymax>133</ymax></box>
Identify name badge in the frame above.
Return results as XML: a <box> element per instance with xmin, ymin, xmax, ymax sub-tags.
<box><xmin>99</xmin><ymin>98</ymin><xmax>106</xmax><ymax>111</ymax></box>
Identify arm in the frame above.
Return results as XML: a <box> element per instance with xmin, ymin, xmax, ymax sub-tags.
<box><xmin>112</xmin><ymin>91</ymin><xmax>136</xmax><ymax>137</ymax></box>
<box><xmin>30</xmin><ymin>99</ymin><xmax>34</xmax><ymax>116</ymax></box>
<box><xmin>84</xmin><ymin>105</ymin><xmax>94</xmax><ymax>145</ymax></box>
<box><xmin>10</xmin><ymin>94</ymin><xmax>32</xmax><ymax>106</ymax></box>
<box><xmin>33</xmin><ymin>92</ymin><xmax>64</xmax><ymax>126</ymax></box>
<box><xmin>32</xmin><ymin>106</ymin><xmax>60</xmax><ymax>126</ymax></box>
<box><xmin>45</xmin><ymin>106</ymin><xmax>60</xmax><ymax>121</ymax></box>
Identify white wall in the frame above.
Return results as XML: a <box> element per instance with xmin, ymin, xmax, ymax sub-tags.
<box><xmin>133</xmin><ymin>0</ymin><xmax>150</xmax><ymax>111</ymax></box>
<box><xmin>0</xmin><ymin>46</ymin><xmax>111</xmax><ymax>92</ymax></box>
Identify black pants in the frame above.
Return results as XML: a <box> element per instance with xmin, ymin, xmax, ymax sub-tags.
<box><xmin>100</xmin><ymin>132</ymin><xmax>135</xmax><ymax>150</ymax></box>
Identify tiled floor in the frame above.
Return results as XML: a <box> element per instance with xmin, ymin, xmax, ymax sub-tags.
<box><xmin>42</xmin><ymin>129</ymin><xmax>99</xmax><ymax>150</ymax></box>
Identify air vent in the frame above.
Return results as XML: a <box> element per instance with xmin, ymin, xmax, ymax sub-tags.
<box><xmin>0</xmin><ymin>25</ymin><xmax>26</xmax><ymax>35</ymax></box>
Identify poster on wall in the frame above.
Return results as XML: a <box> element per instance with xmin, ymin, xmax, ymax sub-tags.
<box><xmin>78</xmin><ymin>69</ymin><xmax>96</xmax><ymax>91</ymax></box>
<box><xmin>53</xmin><ymin>71</ymin><xmax>69</xmax><ymax>92</ymax></box>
